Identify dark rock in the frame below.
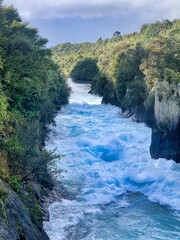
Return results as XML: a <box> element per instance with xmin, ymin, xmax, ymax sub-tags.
<box><xmin>121</xmin><ymin>105</ymin><xmax>155</xmax><ymax>127</ymax></box>
<box><xmin>102</xmin><ymin>94</ymin><xmax>155</xmax><ymax>127</ymax></box>
<box><xmin>102</xmin><ymin>91</ymin><xmax>121</xmax><ymax>107</ymax></box>
<box><xmin>150</xmin><ymin>122</ymin><xmax>180</xmax><ymax>163</ymax></box>
<box><xmin>131</xmin><ymin>105</ymin><xmax>155</xmax><ymax>128</ymax></box>
<box><xmin>122</xmin><ymin>109</ymin><xmax>133</xmax><ymax>118</ymax></box>
<box><xmin>100</xmin><ymin>81</ymin><xmax>179</xmax><ymax>162</ymax></box>
<box><xmin>0</xmin><ymin>179</ymin><xmax>50</xmax><ymax>240</ymax></box>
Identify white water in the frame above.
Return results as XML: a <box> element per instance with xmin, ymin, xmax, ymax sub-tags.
<box><xmin>44</xmin><ymin>79</ymin><xmax>180</xmax><ymax>240</ymax></box>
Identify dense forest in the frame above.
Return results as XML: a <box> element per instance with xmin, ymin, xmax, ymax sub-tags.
<box><xmin>0</xmin><ymin>1</ymin><xmax>69</xmax><ymax>238</ymax></box>
<box><xmin>53</xmin><ymin>19</ymin><xmax>180</xmax><ymax>162</ymax></box>
<box><xmin>53</xmin><ymin>20</ymin><xmax>180</xmax><ymax>102</ymax></box>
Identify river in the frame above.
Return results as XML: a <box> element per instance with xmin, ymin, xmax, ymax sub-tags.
<box><xmin>44</xmin><ymin>79</ymin><xmax>180</xmax><ymax>240</ymax></box>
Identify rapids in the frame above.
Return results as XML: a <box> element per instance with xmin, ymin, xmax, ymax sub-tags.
<box><xmin>44</xmin><ymin>79</ymin><xmax>180</xmax><ymax>240</ymax></box>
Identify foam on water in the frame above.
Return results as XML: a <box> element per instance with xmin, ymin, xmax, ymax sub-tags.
<box><xmin>44</xmin><ymin>79</ymin><xmax>180</xmax><ymax>239</ymax></box>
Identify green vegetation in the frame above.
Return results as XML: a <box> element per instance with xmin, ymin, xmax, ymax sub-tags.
<box><xmin>0</xmin><ymin>185</ymin><xmax>8</xmax><ymax>198</ymax></box>
<box><xmin>9</xmin><ymin>175</ymin><xmax>21</xmax><ymax>192</ymax></box>
<box><xmin>53</xmin><ymin>19</ymin><xmax>180</xmax><ymax>116</ymax></box>
<box><xmin>29</xmin><ymin>201</ymin><xmax>43</xmax><ymax>226</ymax></box>
<box><xmin>0</xmin><ymin>1</ymin><xmax>69</xmax><ymax>190</ymax></box>
<box><xmin>70</xmin><ymin>58</ymin><xmax>99</xmax><ymax>83</ymax></box>
<box><xmin>0</xmin><ymin>184</ymin><xmax>8</xmax><ymax>221</ymax></box>
<box><xmin>0</xmin><ymin>197</ymin><xmax>7</xmax><ymax>220</ymax></box>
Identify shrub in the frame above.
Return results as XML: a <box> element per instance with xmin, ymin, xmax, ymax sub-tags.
<box><xmin>9</xmin><ymin>175</ymin><xmax>21</xmax><ymax>192</ymax></box>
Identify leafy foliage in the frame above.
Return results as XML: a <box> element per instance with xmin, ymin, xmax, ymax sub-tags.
<box><xmin>0</xmin><ymin>1</ymin><xmax>69</xmax><ymax>188</ymax></box>
<box><xmin>9</xmin><ymin>175</ymin><xmax>21</xmax><ymax>192</ymax></box>
<box><xmin>70</xmin><ymin>58</ymin><xmax>99</xmax><ymax>83</ymax></box>
<box><xmin>53</xmin><ymin>19</ymin><xmax>180</xmax><ymax>113</ymax></box>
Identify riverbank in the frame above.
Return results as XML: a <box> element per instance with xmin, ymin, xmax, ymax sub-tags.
<box><xmin>100</xmin><ymin>81</ymin><xmax>180</xmax><ymax>163</ymax></box>
<box><xmin>0</xmin><ymin>165</ymin><xmax>70</xmax><ymax>240</ymax></box>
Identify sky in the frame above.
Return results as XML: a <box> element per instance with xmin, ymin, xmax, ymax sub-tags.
<box><xmin>3</xmin><ymin>0</ymin><xmax>180</xmax><ymax>47</ymax></box>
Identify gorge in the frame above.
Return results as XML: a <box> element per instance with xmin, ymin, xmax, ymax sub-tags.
<box><xmin>44</xmin><ymin>79</ymin><xmax>180</xmax><ymax>240</ymax></box>
<box><xmin>0</xmin><ymin>1</ymin><xmax>179</xmax><ymax>239</ymax></box>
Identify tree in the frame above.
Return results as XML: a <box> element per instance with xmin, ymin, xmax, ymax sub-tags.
<box><xmin>114</xmin><ymin>43</ymin><xmax>146</xmax><ymax>107</ymax></box>
<box><xmin>70</xmin><ymin>58</ymin><xmax>99</xmax><ymax>83</ymax></box>
<box><xmin>111</xmin><ymin>31</ymin><xmax>122</xmax><ymax>41</ymax></box>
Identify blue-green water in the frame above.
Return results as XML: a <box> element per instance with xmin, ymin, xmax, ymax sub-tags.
<box><xmin>44</xmin><ymin>79</ymin><xmax>180</xmax><ymax>240</ymax></box>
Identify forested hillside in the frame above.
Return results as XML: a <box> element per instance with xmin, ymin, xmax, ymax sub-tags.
<box><xmin>53</xmin><ymin>19</ymin><xmax>180</xmax><ymax>162</ymax></box>
<box><xmin>0</xmin><ymin>1</ymin><xmax>69</xmax><ymax>239</ymax></box>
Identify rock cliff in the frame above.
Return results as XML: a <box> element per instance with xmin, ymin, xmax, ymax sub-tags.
<box><xmin>150</xmin><ymin>81</ymin><xmax>180</xmax><ymax>162</ymax></box>
<box><xmin>0</xmin><ymin>177</ymin><xmax>50</xmax><ymax>240</ymax></box>
<box><xmin>101</xmin><ymin>80</ymin><xmax>180</xmax><ymax>162</ymax></box>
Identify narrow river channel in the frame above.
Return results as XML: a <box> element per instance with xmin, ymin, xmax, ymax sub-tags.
<box><xmin>44</xmin><ymin>79</ymin><xmax>180</xmax><ymax>240</ymax></box>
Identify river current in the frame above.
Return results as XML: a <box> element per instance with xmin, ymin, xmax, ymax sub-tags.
<box><xmin>44</xmin><ymin>79</ymin><xmax>180</xmax><ymax>240</ymax></box>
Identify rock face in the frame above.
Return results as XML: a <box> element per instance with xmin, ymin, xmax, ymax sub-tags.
<box><xmin>101</xmin><ymin>80</ymin><xmax>180</xmax><ymax>162</ymax></box>
<box><xmin>125</xmin><ymin>105</ymin><xmax>155</xmax><ymax>127</ymax></box>
<box><xmin>154</xmin><ymin>81</ymin><xmax>180</xmax><ymax>129</ymax></box>
<box><xmin>102</xmin><ymin>90</ymin><xmax>121</xmax><ymax>107</ymax></box>
<box><xmin>0</xmin><ymin>178</ymin><xmax>50</xmax><ymax>240</ymax></box>
<box><xmin>150</xmin><ymin>124</ymin><xmax>180</xmax><ymax>162</ymax></box>
<box><xmin>102</xmin><ymin>94</ymin><xmax>155</xmax><ymax>127</ymax></box>
<box><xmin>150</xmin><ymin>81</ymin><xmax>180</xmax><ymax>163</ymax></box>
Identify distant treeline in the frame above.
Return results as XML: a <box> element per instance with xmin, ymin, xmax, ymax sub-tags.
<box><xmin>53</xmin><ymin>19</ymin><xmax>180</xmax><ymax>115</ymax></box>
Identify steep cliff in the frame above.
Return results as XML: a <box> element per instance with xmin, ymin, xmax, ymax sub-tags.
<box><xmin>150</xmin><ymin>81</ymin><xmax>180</xmax><ymax>162</ymax></box>
<box><xmin>0</xmin><ymin>177</ymin><xmax>50</xmax><ymax>240</ymax></box>
<box><xmin>101</xmin><ymin>80</ymin><xmax>180</xmax><ymax>162</ymax></box>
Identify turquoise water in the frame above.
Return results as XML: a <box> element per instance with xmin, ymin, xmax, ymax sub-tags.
<box><xmin>44</xmin><ymin>79</ymin><xmax>180</xmax><ymax>240</ymax></box>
